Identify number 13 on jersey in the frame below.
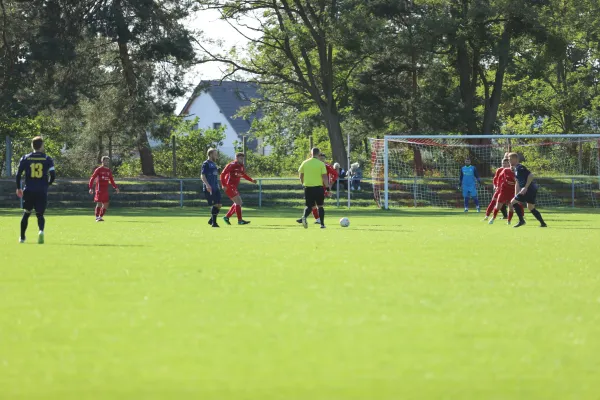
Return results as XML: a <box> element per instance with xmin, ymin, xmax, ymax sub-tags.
<box><xmin>30</xmin><ymin>163</ymin><xmax>43</xmax><ymax>178</ymax></box>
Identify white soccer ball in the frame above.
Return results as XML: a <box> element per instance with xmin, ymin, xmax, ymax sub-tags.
<box><xmin>339</xmin><ymin>217</ymin><xmax>350</xmax><ymax>227</ymax></box>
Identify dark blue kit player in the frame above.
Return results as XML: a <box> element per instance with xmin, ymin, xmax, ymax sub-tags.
<box><xmin>508</xmin><ymin>152</ymin><xmax>547</xmax><ymax>228</ymax></box>
<box><xmin>201</xmin><ymin>148</ymin><xmax>222</xmax><ymax>228</ymax></box>
<box><xmin>16</xmin><ymin>136</ymin><xmax>56</xmax><ymax>243</ymax></box>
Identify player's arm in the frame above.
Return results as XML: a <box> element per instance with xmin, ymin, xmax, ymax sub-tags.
<box><xmin>15</xmin><ymin>157</ymin><xmax>25</xmax><ymax>197</ymax></box>
<box><xmin>109</xmin><ymin>171</ymin><xmax>119</xmax><ymax>193</ymax></box>
<box><xmin>298</xmin><ymin>162</ymin><xmax>305</xmax><ymax>185</ymax></box>
<box><xmin>88</xmin><ymin>168</ymin><xmax>98</xmax><ymax>193</ymax></box>
<box><xmin>220</xmin><ymin>163</ymin><xmax>232</xmax><ymax>187</ymax></box>
<box><xmin>241</xmin><ymin>172</ymin><xmax>256</xmax><ymax>183</ymax></box>
<box><xmin>520</xmin><ymin>173</ymin><xmax>534</xmax><ymax>194</ymax></box>
<box><xmin>473</xmin><ymin>166</ymin><xmax>481</xmax><ymax>184</ymax></box>
<box><xmin>321</xmin><ymin>164</ymin><xmax>329</xmax><ymax>188</ymax></box>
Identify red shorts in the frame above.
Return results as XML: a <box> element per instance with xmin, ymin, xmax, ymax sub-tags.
<box><xmin>497</xmin><ymin>190</ymin><xmax>514</xmax><ymax>204</ymax></box>
<box><xmin>94</xmin><ymin>191</ymin><xmax>110</xmax><ymax>204</ymax></box>
<box><xmin>225</xmin><ymin>186</ymin><xmax>240</xmax><ymax>199</ymax></box>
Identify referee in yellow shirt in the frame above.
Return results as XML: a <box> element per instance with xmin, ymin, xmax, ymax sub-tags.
<box><xmin>298</xmin><ymin>147</ymin><xmax>329</xmax><ymax>229</ymax></box>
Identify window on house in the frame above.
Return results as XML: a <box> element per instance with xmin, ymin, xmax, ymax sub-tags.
<box><xmin>213</xmin><ymin>123</ymin><xmax>222</xmax><ymax>130</ymax></box>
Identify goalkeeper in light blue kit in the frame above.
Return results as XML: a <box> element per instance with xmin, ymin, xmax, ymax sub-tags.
<box><xmin>459</xmin><ymin>157</ymin><xmax>481</xmax><ymax>212</ymax></box>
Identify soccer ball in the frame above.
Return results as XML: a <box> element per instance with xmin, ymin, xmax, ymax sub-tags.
<box><xmin>339</xmin><ymin>217</ymin><xmax>350</xmax><ymax>227</ymax></box>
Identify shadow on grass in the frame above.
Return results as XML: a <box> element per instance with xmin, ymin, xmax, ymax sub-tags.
<box><xmin>50</xmin><ymin>243</ymin><xmax>148</xmax><ymax>247</ymax></box>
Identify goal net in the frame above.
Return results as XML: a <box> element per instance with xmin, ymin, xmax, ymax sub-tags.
<box><xmin>370</xmin><ymin>135</ymin><xmax>600</xmax><ymax>209</ymax></box>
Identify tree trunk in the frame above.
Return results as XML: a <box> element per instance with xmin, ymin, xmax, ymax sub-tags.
<box><xmin>321</xmin><ymin>106</ymin><xmax>348</xmax><ymax>166</ymax></box>
<box><xmin>412</xmin><ymin>145</ymin><xmax>424</xmax><ymax>176</ymax></box>
<box><xmin>137</xmin><ymin>131</ymin><xmax>156</xmax><ymax>176</ymax></box>
<box><xmin>482</xmin><ymin>23</ymin><xmax>512</xmax><ymax>135</ymax></box>
<box><xmin>114</xmin><ymin>0</ymin><xmax>155</xmax><ymax>175</ymax></box>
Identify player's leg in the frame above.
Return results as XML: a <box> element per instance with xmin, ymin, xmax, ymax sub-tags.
<box><xmin>527</xmin><ymin>203</ymin><xmax>547</xmax><ymax>227</ymax></box>
<box><xmin>500</xmin><ymin>203</ymin><xmax>508</xmax><ymax>219</ymax></box>
<box><xmin>312</xmin><ymin>206</ymin><xmax>320</xmax><ymax>222</ymax></box>
<box><xmin>490</xmin><ymin>200</ymin><xmax>503</xmax><ymax>224</ymax></box>
<box><xmin>34</xmin><ymin>193</ymin><xmax>47</xmax><ymax>244</ymax></box>
<box><xmin>232</xmin><ymin>194</ymin><xmax>249</xmax><ymax>225</ymax></box>
<box><xmin>301</xmin><ymin>188</ymin><xmax>316</xmax><ymax>228</ymax></box>
<box><xmin>484</xmin><ymin>193</ymin><xmax>497</xmax><ymax>219</ymax></box>
<box><xmin>20</xmin><ymin>192</ymin><xmax>33</xmax><ymax>243</ymax></box>
<box><xmin>314</xmin><ymin>187</ymin><xmax>326</xmax><ymax>228</ymax></box>
<box><xmin>472</xmin><ymin>190</ymin><xmax>480</xmax><ymax>212</ymax></box>
<box><xmin>507</xmin><ymin>203</ymin><xmax>514</xmax><ymax>225</ymax></box>
<box><xmin>210</xmin><ymin>189</ymin><xmax>222</xmax><ymax>227</ymax></box>
<box><xmin>511</xmin><ymin>196</ymin><xmax>526</xmax><ymax>227</ymax></box>
<box><xmin>99</xmin><ymin>201</ymin><xmax>109</xmax><ymax>220</ymax></box>
<box><xmin>95</xmin><ymin>202</ymin><xmax>101</xmax><ymax>220</ymax></box>
<box><xmin>463</xmin><ymin>188</ymin><xmax>469</xmax><ymax>212</ymax></box>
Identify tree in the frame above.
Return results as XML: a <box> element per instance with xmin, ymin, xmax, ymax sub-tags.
<box><xmin>196</xmin><ymin>0</ymin><xmax>378</xmax><ymax>165</ymax></box>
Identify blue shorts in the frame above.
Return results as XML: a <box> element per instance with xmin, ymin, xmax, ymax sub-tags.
<box><xmin>23</xmin><ymin>190</ymin><xmax>48</xmax><ymax>214</ymax></box>
<box><xmin>204</xmin><ymin>189</ymin><xmax>222</xmax><ymax>206</ymax></box>
<box><xmin>462</xmin><ymin>186</ymin><xmax>477</xmax><ymax>198</ymax></box>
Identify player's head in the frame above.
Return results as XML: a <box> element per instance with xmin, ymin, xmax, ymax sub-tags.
<box><xmin>235</xmin><ymin>152</ymin><xmax>245</xmax><ymax>164</ymax></box>
<box><xmin>31</xmin><ymin>136</ymin><xmax>44</xmax><ymax>152</ymax></box>
<box><xmin>502</xmin><ymin>158</ymin><xmax>510</xmax><ymax>168</ymax></box>
<box><xmin>464</xmin><ymin>157</ymin><xmax>471</xmax><ymax>166</ymax></box>
<box><xmin>101</xmin><ymin>156</ymin><xmax>110</xmax><ymax>167</ymax></box>
<box><xmin>311</xmin><ymin>147</ymin><xmax>320</xmax><ymax>158</ymax></box>
<box><xmin>207</xmin><ymin>148</ymin><xmax>218</xmax><ymax>161</ymax></box>
<box><xmin>508</xmin><ymin>152</ymin><xmax>519</xmax><ymax>167</ymax></box>
<box><xmin>333</xmin><ymin>162</ymin><xmax>341</xmax><ymax>170</ymax></box>
<box><xmin>319</xmin><ymin>153</ymin><xmax>327</xmax><ymax>162</ymax></box>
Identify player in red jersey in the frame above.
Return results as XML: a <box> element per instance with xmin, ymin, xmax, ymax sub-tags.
<box><xmin>483</xmin><ymin>159</ymin><xmax>509</xmax><ymax>221</ymax></box>
<box><xmin>220</xmin><ymin>152</ymin><xmax>257</xmax><ymax>225</ymax></box>
<box><xmin>88</xmin><ymin>156</ymin><xmax>119</xmax><ymax>222</ymax></box>
<box><xmin>488</xmin><ymin>158</ymin><xmax>515</xmax><ymax>225</ymax></box>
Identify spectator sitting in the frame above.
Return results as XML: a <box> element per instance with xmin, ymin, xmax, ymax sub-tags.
<box><xmin>349</xmin><ymin>162</ymin><xmax>363</xmax><ymax>191</ymax></box>
<box><xmin>334</xmin><ymin>163</ymin><xmax>348</xmax><ymax>189</ymax></box>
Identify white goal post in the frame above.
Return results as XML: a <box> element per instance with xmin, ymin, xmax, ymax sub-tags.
<box><xmin>371</xmin><ymin>134</ymin><xmax>600</xmax><ymax>209</ymax></box>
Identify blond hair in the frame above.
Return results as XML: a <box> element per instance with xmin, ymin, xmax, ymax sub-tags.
<box><xmin>207</xmin><ymin>148</ymin><xmax>217</xmax><ymax>158</ymax></box>
<box><xmin>101</xmin><ymin>156</ymin><xmax>110</xmax><ymax>162</ymax></box>
<box><xmin>508</xmin><ymin>152</ymin><xmax>519</xmax><ymax>161</ymax></box>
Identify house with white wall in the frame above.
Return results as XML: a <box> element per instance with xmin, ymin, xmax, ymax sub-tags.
<box><xmin>176</xmin><ymin>80</ymin><xmax>269</xmax><ymax>158</ymax></box>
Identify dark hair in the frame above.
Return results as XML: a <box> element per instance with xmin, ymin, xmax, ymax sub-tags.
<box><xmin>236</xmin><ymin>152</ymin><xmax>245</xmax><ymax>158</ymax></box>
<box><xmin>32</xmin><ymin>136</ymin><xmax>43</xmax><ymax>151</ymax></box>
<box><xmin>311</xmin><ymin>147</ymin><xmax>320</xmax><ymax>156</ymax></box>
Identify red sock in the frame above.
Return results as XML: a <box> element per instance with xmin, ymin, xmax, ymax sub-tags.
<box><xmin>486</xmin><ymin>200</ymin><xmax>495</xmax><ymax>216</ymax></box>
<box><xmin>492</xmin><ymin>208</ymin><xmax>499</xmax><ymax>219</ymax></box>
<box><xmin>95</xmin><ymin>206</ymin><xmax>101</xmax><ymax>217</ymax></box>
<box><xmin>235</xmin><ymin>204</ymin><xmax>242</xmax><ymax>221</ymax></box>
<box><xmin>100</xmin><ymin>207</ymin><xmax>106</xmax><ymax>217</ymax></box>
<box><xmin>312</xmin><ymin>208</ymin><xmax>319</xmax><ymax>219</ymax></box>
<box><xmin>226</xmin><ymin>204</ymin><xmax>236</xmax><ymax>218</ymax></box>
<box><xmin>508</xmin><ymin>210</ymin><xmax>514</xmax><ymax>222</ymax></box>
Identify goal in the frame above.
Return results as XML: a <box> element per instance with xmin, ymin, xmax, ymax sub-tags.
<box><xmin>370</xmin><ymin>135</ymin><xmax>600</xmax><ymax>209</ymax></box>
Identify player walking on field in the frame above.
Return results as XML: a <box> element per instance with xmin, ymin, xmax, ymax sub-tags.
<box><xmin>483</xmin><ymin>159</ymin><xmax>509</xmax><ymax>221</ymax></box>
<box><xmin>220</xmin><ymin>152</ymin><xmax>257</xmax><ymax>225</ymax></box>
<box><xmin>89</xmin><ymin>156</ymin><xmax>120</xmax><ymax>222</ymax></box>
<box><xmin>508</xmin><ymin>152</ymin><xmax>547</xmax><ymax>228</ymax></box>
<box><xmin>297</xmin><ymin>148</ymin><xmax>329</xmax><ymax>229</ymax></box>
<box><xmin>459</xmin><ymin>157</ymin><xmax>481</xmax><ymax>212</ymax></box>
<box><xmin>16</xmin><ymin>136</ymin><xmax>56</xmax><ymax>244</ymax></box>
<box><xmin>298</xmin><ymin>153</ymin><xmax>339</xmax><ymax>225</ymax></box>
<box><xmin>488</xmin><ymin>158</ymin><xmax>515</xmax><ymax>225</ymax></box>
<box><xmin>202</xmin><ymin>148</ymin><xmax>222</xmax><ymax>228</ymax></box>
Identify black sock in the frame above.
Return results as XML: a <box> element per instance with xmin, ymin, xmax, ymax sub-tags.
<box><xmin>513</xmin><ymin>203</ymin><xmax>525</xmax><ymax>222</ymax></box>
<box><xmin>36</xmin><ymin>213</ymin><xmax>45</xmax><ymax>231</ymax></box>
<box><xmin>501</xmin><ymin>204</ymin><xmax>507</xmax><ymax>218</ymax></box>
<box><xmin>318</xmin><ymin>207</ymin><xmax>325</xmax><ymax>226</ymax></box>
<box><xmin>530</xmin><ymin>208</ymin><xmax>545</xmax><ymax>224</ymax></box>
<box><xmin>211</xmin><ymin>206</ymin><xmax>220</xmax><ymax>224</ymax></box>
<box><xmin>20</xmin><ymin>212</ymin><xmax>31</xmax><ymax>240</ymax></box>
<box><xmin>303</xmin><ymin>207</ymin><xmax>312</xmax><ymax>218</ymax></box>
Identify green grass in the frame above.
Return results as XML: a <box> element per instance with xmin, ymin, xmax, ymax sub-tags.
<box><xmin>1</xmin><ymin>207</ymin><xmax>600</xmax><ymax>399</ymax></box>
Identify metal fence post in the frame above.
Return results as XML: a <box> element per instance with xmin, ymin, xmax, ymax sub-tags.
<box><xmin>571</xmin><ymin>177</ymin><xmax>575</xmax><ymax>208</ymax></box>
<box><xmin>258</xmin><ymin>179</ymin><xmax>262</xmax><ymax>208</ymax></box>
<box><xmin>336</xmin><ymin>178</ymin><xmax>340</xmax><ymax>207</ymax></box>
<box><xmin>413</xmin><ymin>175</ymin><xmax>418</xmax><ymax>208</ymax></box>
<box><xmin>180</xmin><ymin>179</ymin><xmax>183</xmax><ymax>208</ymax></box>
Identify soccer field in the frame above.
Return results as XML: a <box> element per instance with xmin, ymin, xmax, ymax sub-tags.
<box><xmin>1</xmin><ymin>207</ymin><xmax>599</xmax><ymax>399</ymax></box>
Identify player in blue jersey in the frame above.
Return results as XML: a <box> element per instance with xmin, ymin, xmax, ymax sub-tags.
<box><xmin>201</xmin><ymin>148</ymin><xmax>222</xmax><ymax>228</ymax></box>
<box><xmin>508</xmin><ymin>152</ymin><xmax>547</xmax><ymax>228</ymax></box>
<box><xmin>459</xmin><ymin>157</ymin><xmax>481</xmax><ymax>212</ymax></box>
<box><xmin>15</xmin><ymin>136</ymin><xmax>56</xmax><ymax>244</ymax></box>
